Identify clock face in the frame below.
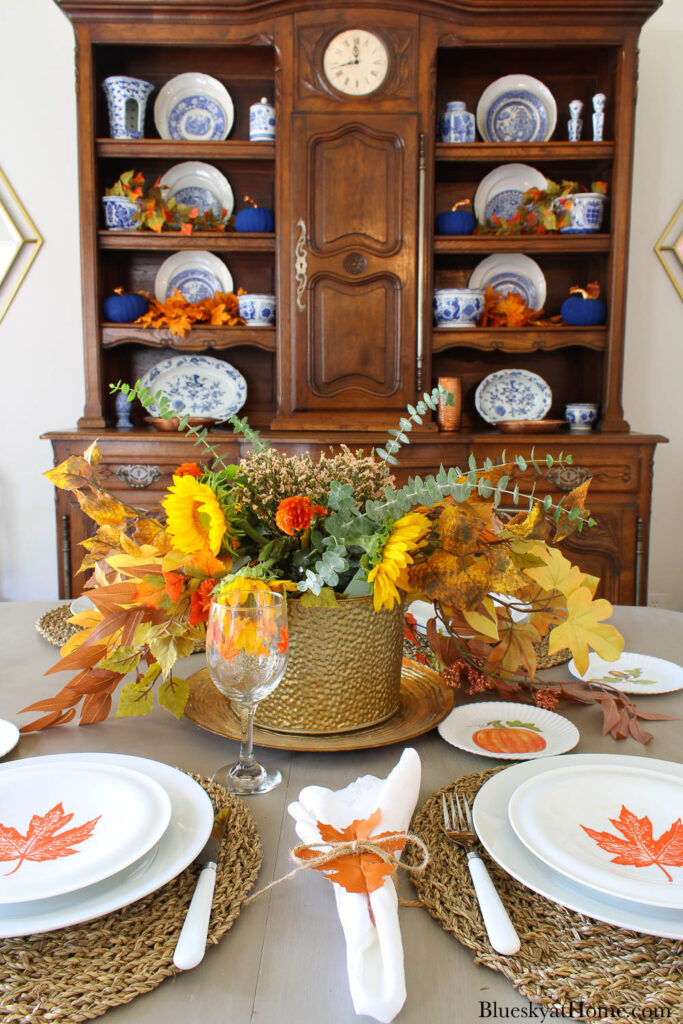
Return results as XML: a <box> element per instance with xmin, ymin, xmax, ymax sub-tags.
<box><xmin>322</xmin><ymin>30</ymin><xmax>389</xmax><ymax>96</ymax></box>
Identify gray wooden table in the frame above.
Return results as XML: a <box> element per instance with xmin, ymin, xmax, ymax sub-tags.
<box><xmin>1</xmin><ymin>602</ymin><xmax>681</xmax><ymax>1023</ymax></box>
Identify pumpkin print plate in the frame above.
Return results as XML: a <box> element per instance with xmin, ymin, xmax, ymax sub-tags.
<box><xmin>437</xmin><ymin>701</ymin><xmax>579</xmax><ymax>760</ymax></box>
<box><xmin>508</xmin><ymin>764</ymin><xmax>683</xmax><ymax>908</ymax></box>
<box><xmin>568</xmin><ymin>651</ymin><xmax>683</xmax><ymax>695</ymax></box>
<box><xmin>0</xmin><ymin>761</ymin><xmax>171</xmax><ymax>904</ymax></box>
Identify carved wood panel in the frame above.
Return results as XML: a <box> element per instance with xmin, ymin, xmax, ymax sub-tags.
<box><xmin>290</xmin><ymin>113</ymin><xmax>418</xmax><ymax>414</ymax></box>
<box><xmin>309</xmin><ymin>274</ymin><xmax>400</xmax><ymax>397</ymax></box>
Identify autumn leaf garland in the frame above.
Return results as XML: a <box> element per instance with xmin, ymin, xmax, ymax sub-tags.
<box><xmin>132</xmin><ymin>289</ymin><xmax>245</xmax><ymax>338</ymax></box>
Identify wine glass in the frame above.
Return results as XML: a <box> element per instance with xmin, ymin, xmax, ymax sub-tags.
<box><xmin>206</xmin><ymin>591</ymin><xmax>288</xmax><ymax>795</ymax></box>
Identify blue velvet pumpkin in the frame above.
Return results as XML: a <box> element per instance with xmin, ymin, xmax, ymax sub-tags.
<box><xmin>435</xmin><ymin>208</ymin><xmax>476</xmax><ymax>235</ymax></box>
<box><xmin>561</xmin><ymin>294</ymin><xmax>607</xmax><ymax>326</ymax></box>
<box><xmin>234</xmin><ymin>206</ymin><xmax>275</xmax><ymax>233</ymax></box>
<box><xmin>103</xmin><ymin>291</ymin><xmax>150</xmax><ymax>323</ymax></box>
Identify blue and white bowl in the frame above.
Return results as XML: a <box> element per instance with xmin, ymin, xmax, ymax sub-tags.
<box><xmin>238</xmin><ymin>293</ymin><xmax>276</xmax><ymax>326</ymax></box>
<box><xmin>565</xmin><ymin>403</ymin><xmax>599</xmax><ymax>433</ymax></box>
<box><xmin>101</xmin><ymin>196</ymin><xmax>138</xmax><ymax>230</ymax></box>
<box><xmin>249</xmin><ymin>97</ymin><xmax>275</xmax><ymax>141</ymax></box>
<box><xmin>433</xmin><ymin>288</ymin><xmax>485</xmax><ymax>328</ymax></box>
<box><xmin>557</xmin><ymin>193</ymin><xmax>607</xmax><ymax>234</ymax></box>
<box><xmin>102</xmin><ymin>76</ymin><xmax>153</xmax><ymax>139</ymax></box>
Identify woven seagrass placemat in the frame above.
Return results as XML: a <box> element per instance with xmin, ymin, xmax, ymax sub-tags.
<box><xmin>406</xmin><ymin>769</ymin><xmax>683</xmax><ymax>1023</ymax></box>
<box><xmin>0</xmin><ymin>775</ymin><xmax>262</xmax><ymax>1024</ymax></box>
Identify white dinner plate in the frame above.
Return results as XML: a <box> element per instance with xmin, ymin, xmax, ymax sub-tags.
<box><xmin>476</xmin><ymin>74</ymin><xmax>557</xmax><ymax>143</ymax></box>
<box><xmin>139</xmin><ymin>354</ymin><xmax>247</xmax><ymax>420</ymax></box>
<box><xmin>568</xmin><ymin>651</ymin><xmax>683</xmax><ymax>695</ymax></box>
<box><xmin>474</xmin><ymin>163</ymin><xmax>547</xmax><ymax>225</ymax></box>
<box><xmin>154</xmin><ymin>73</ymin><xmax>234</xmax><ymax>141</ymax></box>
<box><xmin>473</xmin><ymin>754</ymin><xmax>683</xmax><ymax>939</ymax></box>
<box><xmin>0</xmin><ymin>753</ymin><xmax>213</xmax><ymax>938</ymax></box>
<box><xmin>475</xmin><ymin>368</ymin><xmax>552</xmax><ymax>423</ymax></box>
<box><xmin>159</xmin><ymin>161</ymin><xmax>234</xmax><ymax>223</ymax></box>
<box><xmin>0</xmin><ymin>761</ymin><xmax>171</xmax><ymax>904</ymax></box>
<box><xmin>437</xmin><ymin>701</ymin><xmax>579</xmax><ymax>760</ymax></box>
<box><xmin>0</xmin><ymin>719</ymin><xmax>19</xmax><ymax>759</ymax></box>
<box><xmin>468</xmin><ymin>254</ymin><xmax>546</xmax><ymax>311</ymax></box>
<box><xmin>509</xmin><ymin>763</ymin><xmax>683</xmax><ymax>909</ymax></box>
<box><xmin>155</xmin><ymin>250</ymin><xmax>233</xmax><ymax>304</ymax></box>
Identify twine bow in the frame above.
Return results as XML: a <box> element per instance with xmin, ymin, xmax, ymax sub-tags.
<box><xmin>244</xmin><ymin>828</ymin><xmax>430</xmax><ymax>910</ymax></box>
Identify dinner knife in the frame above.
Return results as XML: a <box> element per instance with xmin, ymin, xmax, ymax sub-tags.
<box><xmin>173</xmin><ymin>807</ymin><xmax>229</xmax><ymax>971</ymax></box>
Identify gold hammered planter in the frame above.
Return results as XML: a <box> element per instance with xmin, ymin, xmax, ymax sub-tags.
<box><xmin>254</xmin><ymin>595</ymin><xmax>405</xmax><ymax>735</ymax></box>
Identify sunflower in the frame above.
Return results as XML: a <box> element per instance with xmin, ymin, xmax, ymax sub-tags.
<box><xmin>162</xmin><ymin>475</ymin><xmax>227</xmax><ymax>556</ymax></box>
<box><xmin>367</xmin><ymin>512</ymin><xmax>431</xmax><ymax>612</ymax></box>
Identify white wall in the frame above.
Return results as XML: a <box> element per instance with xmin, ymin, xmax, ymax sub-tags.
<box><xmin>623</xmin><ymin>0</ymin><xmax>683</xmax><ymax>611</ymax></box>
<box><xmin>0</xmin><ymin>0</ymin><xmax>83</xmax><ymax>600</ymax></box>
<box><xmin>0</xmin><ymin>0</ymin><xmax>681</xmax><ymax>603</ymax></box>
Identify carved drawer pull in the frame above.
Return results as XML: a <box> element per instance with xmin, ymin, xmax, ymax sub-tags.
<box><xmin>295</xmin><ymin>218</ymin><xmax>308</xmax><ymax>312</ymax></box>
<box><xmin>115</xmin><ymin>464</ymin><xmax>162</xmax><ymax>489</ymax></box>
<box><xmin>343</xmin><ymin>252</ymin><xmax>367</xmax><ymax>275</ymax></box>
<box><xmin>545</xmin><ymin>465</ymin><xmax>592</xmax><ymax>491</ymax></box>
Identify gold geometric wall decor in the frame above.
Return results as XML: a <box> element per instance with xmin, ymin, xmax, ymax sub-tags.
<box><xmin>0</xmin><ymin>166</ymin><xmax>43</xmax><ymax>323</ymax></box>
<box><xmin>654</xmin><ymin>199</ymin><xmax>683</xmax><ymax>302</ymax></box>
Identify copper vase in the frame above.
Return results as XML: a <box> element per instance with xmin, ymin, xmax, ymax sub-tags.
<box><xmin>437</xmin><ymin>376</ymin><xmax>462</xmax><ymax>431</ymax></box>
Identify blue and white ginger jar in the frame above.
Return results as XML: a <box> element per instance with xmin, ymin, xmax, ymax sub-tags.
<box><xmin>102</xmin><ymin>76</ymin><xmax>153</xmax><ymax>139</ymax></box>
<box><xmin>250</xmin><ymin>97</ymin><xmax>275</xmax><ymax>142</ymax></box>
<box><xmin>440</xmin><ymin>101</ymin><xmax>475</xmax><ymax>144</ymax></box>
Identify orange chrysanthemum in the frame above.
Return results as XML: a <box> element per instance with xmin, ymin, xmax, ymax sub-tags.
<box><xmin>189</xmin><ymin>578</ymin><xmax>216</xmax><ymax>626</ymax></box>
<box><xmin>275</xmin><ymin>496</ymin><xmax>327</xmax><ymax>536</ymax></box>
<box><xmin>175</xmin><ymin>462</ymin><xmax>203</xmax><ymax>479</ymax></box>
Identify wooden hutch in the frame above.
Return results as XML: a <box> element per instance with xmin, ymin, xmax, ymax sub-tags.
<box><xmin>48</xmin><ymin>0</ymin><xmax>664</xmax><ymax>603</ymax></box>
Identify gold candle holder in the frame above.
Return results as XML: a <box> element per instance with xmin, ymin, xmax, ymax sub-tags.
<box><xmin>437</xmin><ymin>376</ymin><xmax>462</xmax><ymax>431</ymax></box>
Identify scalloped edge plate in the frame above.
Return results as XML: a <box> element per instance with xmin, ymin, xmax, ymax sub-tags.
<box><xmin>438</xmin><ymin>701</ymin><xmax>579</xmax><ymax>760</ymax></box>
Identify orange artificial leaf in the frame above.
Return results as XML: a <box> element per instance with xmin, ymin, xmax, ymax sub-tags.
<box><xmin>164</xmin><ymin>571</ymin><xmax>185</xmax><ymax>603</ymax></box>
<box><xmin>0</xmin><ymin>802</ymin><xmax>101</xmax><ymax>875</ymax></box>
<box><xmin>298</xmin><ymin>809</ymin><xmax>406</xmax><ymax>896</ymax></box>
<box><xmin>581</xmin><ymin>806</ymin><xmax>683</xmax><ymax>883</ymax></box>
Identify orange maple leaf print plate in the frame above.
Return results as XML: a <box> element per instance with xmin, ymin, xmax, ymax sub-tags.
<box><xmin>0</xmin><ymin>762</ymin><xmax>172</xmax><ymax>904</ymax></box>
<box><xmin>508</xmin><ymin>764</ymin><xmax>683</xmax><ymax>909</ymax></box>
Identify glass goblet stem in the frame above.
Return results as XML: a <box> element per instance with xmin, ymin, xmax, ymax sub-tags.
<box><xmin>233</xmin><ymin>701</ymin><xmax>262</xmax><ymax>783</ymax></box>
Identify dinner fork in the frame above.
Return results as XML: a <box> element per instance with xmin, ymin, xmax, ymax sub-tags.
<box><xmin>442</xmin><ymin>792</ymin><xmax>520</xmax><ymax>955</ymax></box>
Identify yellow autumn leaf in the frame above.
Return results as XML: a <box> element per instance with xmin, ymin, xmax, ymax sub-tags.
<box><xmin>116</xmin><ymin>679</ymin><xmax>155</xmax><ymax>718</ymax></box>
<box><xmin>487</xmin><ymin>620</ymin><xmax>541</xmax><ymax>677</ymax></box>
<box><xmin>76</xmin><ymin>488</ymin><xmax>131</xmax><ymax>527</ymax></box>
<box><xmin>462</xmin><ymin>596</ymin><xmax>500</xmax><ymax>640</ymax></box>
<box><xmin>148</xmin><ymin>632</ymin><xmax>197</xmax><ymax>678</ymax></box>
<box><xmin>547</xmin><ymin>587</ymin><xmax>624</xmax><ymax>675</ymax></box>
<box><xmin>158</xmin><ymin>676</ymin><xmax>190</xmax><ymax>719</ymax></box>
<box><xmin>501</xmin><ymin>503</ymin><xmax>547</xmax><ymax>541</ymax></box>
<box><xmin>68</xmin><ymin>608</ymin><xmax>103</xmax><ymax>629</ymax></box>
<box><xmin>44</xmin><ymin>455</ymin><xmax>95</xmax><ymax>492</ymax></box>
<box><xmin>524</xmin><ymin>546</ymin><xmax>586</xmax><ymax>597</ymax></box>
<box><xmin>83</xmin><ymin>441</ymin><xmax>102</xmax><ymax>466</ymax></box>
<box><xmin>60</xmin><ymin>626</ymin><xmax>94</xmax><ymax>658</ymax></box>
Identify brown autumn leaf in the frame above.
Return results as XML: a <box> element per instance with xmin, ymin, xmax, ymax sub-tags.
<box><xmin>409</xmin><ymin>549</ymin><xmax>491</xmax><ymax>610</ymax></box>
<box><xmin>0</xmin><ymin>803</ymin><xmax>100</xmax><ymax>874</ymax></box>
<box><xmin>553</xmin><ymin>478</ymin><xmax>592</xmax><ymax>543</ymax></box>
<box><xmin>486</xmin><ymin>619</ymin><xmax>541</xmax><ymax>678</ymax></box>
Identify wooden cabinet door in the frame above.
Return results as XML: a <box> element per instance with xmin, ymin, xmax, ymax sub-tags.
<box><xmin>288</xmin><ymin>112</ymin><xmax>419</xmax><ymax>425</ymax></box>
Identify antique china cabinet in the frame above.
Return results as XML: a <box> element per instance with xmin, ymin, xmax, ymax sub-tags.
<box><xmin>48</xmin><ymin>0</ymin><xmax>664</xmax><ymax>603</ymax></box>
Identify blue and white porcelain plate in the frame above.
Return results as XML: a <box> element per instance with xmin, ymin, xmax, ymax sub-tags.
<box><xmin>475</xmin><ymin>369</ymin><xmax>552</xmax><ymax>424</ymax></box>
<box><xmin>140</xmin><ymin>355</ymin><xmax>247</xmax><ymax>420</ymax></box>
<box><xmin>154</xmin><ymin>73</ymin><xmax>234</xmax><ymax>141</ymax></box>
<box><xmin>477</xmin><ymin>75</ymin><xmax>557</xmax><ymax>143</ymax></box>
<box><xmin>474</xmin><ymin>163</ymin><xmax>547</xmax><ymax>225</ymax></box>
<box><xmin>154</xmin><ymin>250</ymin><xmax>233</xmax><ymax>303</ymax></box>
<box><xmin>159</xmin><ymin>162</ymin><xmax>234</xmax><ymax>222</ymax></box>
<box><xmin>469</xmin><ymin>254</ymin><xmax>546</xmax><ymax>311</ymax></box>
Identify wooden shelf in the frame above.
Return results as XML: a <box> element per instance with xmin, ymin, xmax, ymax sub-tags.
<box><xmin>431</xmin><ymin>326</ymin><xmax>607</xmax><ymax>353</ymax></box>
<box><xmin>101</xmin><ymin>324</ymin><xmax>276</xmax><ymax>351</ymax></box>
<box><xmin>96</xmin><ymin>139</ymin><xmax>275</xmax><ymax>160</ymax></box>
<box><xmin>435</xmin><ymin>142</ymin><xmax>615</xmax><ymax>162</ymax></box>
<box><xmin>99</xmin><ymin>232</ymin><xmax>276</xmax><ymax>251</ymax></box>
<box><xmin>434</xmin><ymin>234</ymin><xmax>611</xmax><ymax>253</ymax></box>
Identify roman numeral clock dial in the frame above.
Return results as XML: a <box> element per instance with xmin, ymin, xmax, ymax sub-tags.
<box><xmin>322</xmin><ymin>30</ymin><xmax>389</xmax><ymax>96</ymax></box>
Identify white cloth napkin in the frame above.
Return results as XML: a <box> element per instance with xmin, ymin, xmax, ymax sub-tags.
<box><xmin>288</xmin><ymin>747</ymin><xmax>422</xmax><ymax>1023</ymax></box>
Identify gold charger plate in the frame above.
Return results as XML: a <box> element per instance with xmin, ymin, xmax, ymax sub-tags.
<box><xmin>184</xmin><ymin>660</ymin><xmax>454</xmax><ymax>752</ymax></box>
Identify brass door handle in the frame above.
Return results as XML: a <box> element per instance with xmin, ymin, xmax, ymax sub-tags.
<box><xmin>295</xmin><ymin>218</ymin><xmax>308</xmax><ymax>312</ymax></box>
<box><xmin>115</xmin><ymin>464</ymin><xmax>162</xmax><ymax>489</ymax></box>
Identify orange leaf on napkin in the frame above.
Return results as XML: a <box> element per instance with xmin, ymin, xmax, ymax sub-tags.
<box><xmin>298</xmin><ymin>808</ymin><xmax>406</xmax><ymax>896</ymax></box>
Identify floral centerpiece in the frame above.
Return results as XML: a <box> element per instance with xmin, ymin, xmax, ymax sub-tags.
<box><xmin>23</xmin><ymin>384</ymin><xmax>665</xmax><ymax>743</ymax></box>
